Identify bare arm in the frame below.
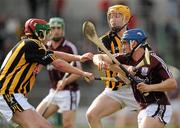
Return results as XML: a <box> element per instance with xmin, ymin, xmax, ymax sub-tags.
<box><xmin>93</xmin><ymin>54</ymin><xmax>131</xmax><ymax>84</ymax></box>
<box><xmin>56</xmin><ymin>60</ymin><xmax>83</xmax><ymax>90</ymax></box>
<box><xmin>52</xmin><ymin>59</ymin><xmax>93</xmax><ymax>80</ymax></box>
<box><xmin>56</xmin><ymin>67</ymin><xmax>81</xmax><ymax>90</ymax></box>
<box><xmin>54</xmin><ymin>51</ymin><xmax>81</xmax><ymax>62</ymax></box>
<box><xmin>63</xmin><ymin>74</ymin><xmax>80</xmax><ymax>84</ymax></box>
<box><xmin>54</xmin><ymin>51</ymin><xmax>93</xmax><ymax>62</ymax></box>
<box><xmin>63</xmin><ymin>62</ymin><xmax>82</xmax><ymax>85</ymax></box>
<box><xmin>137</xmin><ymin>78</ymin><xmax>177</xmax><ymax>92</ymax></box>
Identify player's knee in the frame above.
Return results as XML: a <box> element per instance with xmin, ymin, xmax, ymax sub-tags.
<box><xmin>63</xmin><ymin>122</ymin><xmax>74</xmax><ymax>128</ymax></box>
<box><xmin>86</xmin><ymin>109</ymin><xmax>98</xmax><ymax>121</ymax></box>
<box><xmin>38</xmin><ymin>123</ymin><xmax>52</xmax><ymax>128</ymax></box>
<box><xmin>24</xmin><ymin>122</ymin><xmax>52</xmax><ymax>128</ymax></box>
<box><xmin>63</xmin><ymin>117</ymin><xmax>74</xmax><ymax>128</ymax></box>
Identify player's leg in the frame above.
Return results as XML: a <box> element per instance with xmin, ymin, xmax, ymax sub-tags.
<box><xmin>138</xmin><ymin>104</ymin><xmax>172</xmax><ymax>128</ymax></box>
<box><xmin>0</xmin><ymin>94</ymin><xmax>52</xmax><ymax>128</ymax></box>
<box><xmin>114</xmin><ymin>108</ymin><xmax>138</xmax><ymax>128</ymax></box>
<box><xmin>12</xmin><ymin>109</ymin><xmax>52</xmax><ymax>128</ymax></box>
<box><xmin>114</xmin><ymin>86</ymin><xmax>139</xmax><ymax>128</ymax></box>
<box><xmin>36</xmin><ymin>101</ymin><xmax>58</xmax><ymax>118</ymax></box>
<box><xmin>62</xmin><ymin>110</ymin><xmax>76</xmax><ymax>128</ymax></box>
<box><xmin>170</xmin><ymin>98</ymin><xmax>180</xmax><ymax>128</ymax></box>
<box><xmin>58</xmin><ymin>90</ymin><xmax>80</xmax><ymax>128</ymax></box>
<box><xmin>36</xmin><ymin>88</ymin><xmax>59</xmax><ymax>118</ymax></box>
<box><xmin>138</xmin><ymin>116</ymin><xmax>164</xmax><ymax>128</ymax></box>
<box><xmin>86</xmin><ymin>89</ymin><xmax>123</xmax><ymax>128</ymax></box>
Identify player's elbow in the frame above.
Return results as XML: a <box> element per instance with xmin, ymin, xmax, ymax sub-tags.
<box><xmin>52</xmin><ymin>59</ymin><xmax>66</xmax><ymax>70</ymax></box>
<box><xmin>171</xmin><ymin>78</ymin><xmax>177</xmax><ymax>90</ymax></box>
<box><xmin>166</xmin><ymin>78</ymin><xmax>177</xmax><ymax>91</ymax></box>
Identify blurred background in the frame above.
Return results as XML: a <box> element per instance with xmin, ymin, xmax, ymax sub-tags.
<box><xmin>0</xmin><ymin>0</ymin><xmax>179</xmax><ymax>127</ymax></box>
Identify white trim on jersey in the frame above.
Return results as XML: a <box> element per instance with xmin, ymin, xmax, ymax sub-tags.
<box><xmin>1</xmin><ymin>50</ymin><xmax>13</xmax><ymax>70</ymax></box>
<box><xmin>151</xmin><ymin>53</ymin><xmax>172</xmax><ymax>77</ymax></box>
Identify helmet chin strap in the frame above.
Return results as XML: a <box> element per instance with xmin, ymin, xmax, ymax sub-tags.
<box><xmin>111</xmin><ymin>22</ymin><xmax>128</xmax><ymax>33</ymax></box>
<box><xmin>111</xmin><ymin>16</ymin><xmax>132</xmax><ymax>33</ymax></box>
<box><xmin>129</xmin><ymin>41</ymin><xmax>143</xmax><ymax>58</ymax></box>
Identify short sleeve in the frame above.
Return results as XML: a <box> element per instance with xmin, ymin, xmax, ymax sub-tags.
<box><xmin>152</xmin><ymin>54</ymin><xmax>172</xmax><ymax>80</ymax></box>
<box><xmin>25</xmin><ymin>40</ymin><xmax>56</xmax><ymax>66</ymax></box>
<box><xmin>156</xmin><ymin>63</ymin><xmax>172</xmax><ymax>80</ymax></box>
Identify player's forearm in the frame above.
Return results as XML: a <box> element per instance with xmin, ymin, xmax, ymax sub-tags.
<box><xmin>65</xmin><ymin>63</ymin><xmax>82</xmax><ymax>84</ymax></box>
<box><xmin>150</xmin><ymin>78</ymin><xmax>177</xmax><ymax>92</ymax></box>
<box><xmin>52</xmin><ymin>59</ymin><xmax>85</xmax><ymax>76</ymax></box>
<box><xmin>54</xmin><ymin>51</ymin><xmax>81</xmax><ymax>62</ymax></box>
<box><xmin>65</xmin><ymin>74</ymin><xmax>81</xmax><ymax>85</ymax></box>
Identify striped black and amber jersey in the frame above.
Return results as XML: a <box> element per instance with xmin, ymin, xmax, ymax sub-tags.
<box><xmin>0</xmin><ymin>38</ymin><xmax>56</xmax><ymax>95</ymax></box>
<box><xmin>99</xmin><ymin>31</ymin><xmax>124</xmax><ymax>90</ymax></box>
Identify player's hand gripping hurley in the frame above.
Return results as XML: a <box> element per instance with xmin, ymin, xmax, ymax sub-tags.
<box><xmin>83</xmin><ymin>21</ymin><xmax>133</xmax><ymax>84</ymax></box>
<box><xmin>83</xmin><ymin>21</ymin><xmax>149</xmax><ymax>96</ymax></box>
<box><xmin>83</xmin><ymin>21</ymin><xmax>131</xmax><ymax>84</ymax></box>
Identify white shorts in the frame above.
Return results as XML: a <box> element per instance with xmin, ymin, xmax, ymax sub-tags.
<box><xmin>138</xmin><ymin>104</ymin><xmax>172</xmax><ymax>125</ymax></box>
<box><xmin>0</xmin><ymin>93</ymin><xmax>34</xmax><ymax>122</ymax></box>
<box><xmin>41</xmin><ymin>89</ymin><xmax>80</xmax><ymax>113</ymax></box>
<box><xmin>102</xmin><ymin>86</ymin><xmax>140</xmax><ymax>111</ymax></box>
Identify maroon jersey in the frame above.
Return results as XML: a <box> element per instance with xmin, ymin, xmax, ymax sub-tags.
<box><xmin>46</xmin><ymin>38</ymin><xmax>81</xmax><ymax>91</ymax></box>
<box><xmin>116</xmin><ymin>51</ymin><xmax>172</xmax><ymax>108</ymax></box>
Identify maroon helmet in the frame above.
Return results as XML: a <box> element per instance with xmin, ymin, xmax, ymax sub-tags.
<box><xmin>24</xmin><ymin>18</ymin><xmax>50</xmax><ymax>38</ymax></box>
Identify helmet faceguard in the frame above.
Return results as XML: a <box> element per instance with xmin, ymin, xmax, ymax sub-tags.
<box><xmin>107</xmin><ymin>5</ymin><xmax>131</xmax><ymax>33</ymax></box>
<box><xmin>24</xmin><ymin>18</ymin><xmax>50</xmax><ymax>41</ymax></box>
<box><xmin>48</xmin><ymin>17</ymin><xmax>65</xmax><ymax>42</ymax></box>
